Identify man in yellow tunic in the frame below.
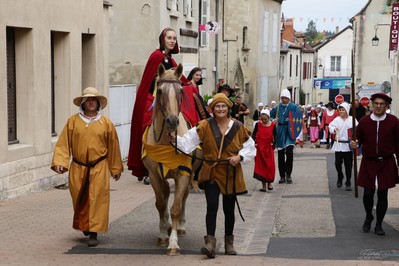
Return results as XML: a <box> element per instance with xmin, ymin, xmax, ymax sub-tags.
<box><xmin>51</xmin><ymin>87</ymin><xmax>123</xmax><ymax>247</ymax></box>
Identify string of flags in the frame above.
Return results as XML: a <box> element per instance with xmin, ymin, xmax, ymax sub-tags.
<box><xmin>290</xmin><ymin>13</ymin><xmax>393</xmax><ymax>24</ymax></box>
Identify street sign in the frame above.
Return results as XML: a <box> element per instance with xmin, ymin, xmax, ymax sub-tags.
<box><xmin>357</xmin><ymin>84</ymin><xmax>382</xmax><ymax>98</ymax></box>
<box><xmin>335</xmin><ymin>94</ymin><xmax>344</xmax><ymax>104</ymax></box>
<box><xmin>359</xmin><ymin>97</ymin><xmax>370</xmax><ymax>107</ymax></box>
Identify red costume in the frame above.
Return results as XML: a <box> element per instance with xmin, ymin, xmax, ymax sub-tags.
<box><xmin>127</xmin><ymin>28</ymin><xmax>187</xmax><ymax>177</ymax></box>
<box><xmin>356</xmin><ymin>113</ymin><xmax>399</xmax><ymax>190</ymax></box>
<box><xmin>181</xmin><ymin>83</ymin><xmax>201</xmax><ymax>127</ymax></box>
<box><xmin>253</xmin><ymin>121</ymin><xmax>276</xmax><ymax>183</ymax></box>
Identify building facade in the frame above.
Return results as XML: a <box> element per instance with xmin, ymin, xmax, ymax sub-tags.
<box><xmin>0</xmin><ymin>0</ymin><xmax>111</xmax><ymax>199</ymax></box>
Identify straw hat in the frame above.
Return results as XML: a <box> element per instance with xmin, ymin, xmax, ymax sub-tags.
<box><xmin>73</xmin><ymin>87</ymin><xmax>107</xmax><ymax>109</ymax></box>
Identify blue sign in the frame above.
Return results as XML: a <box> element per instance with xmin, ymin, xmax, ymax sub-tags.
<box><xmin>314</xmin><ymin>78</ymin><xmax>352</xmax><ymax>89</ymax></box>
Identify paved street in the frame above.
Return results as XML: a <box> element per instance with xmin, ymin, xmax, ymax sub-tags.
<box><xmin>1</xmin><ymin>142</ymin><xmax>399</xmax><ymax>265</ymax></box>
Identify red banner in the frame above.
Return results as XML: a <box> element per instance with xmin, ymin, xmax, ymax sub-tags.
<box><xmin>390</xmin><ymin>3</ymin><xmax>399</xmax><ymax>51</ymax></box>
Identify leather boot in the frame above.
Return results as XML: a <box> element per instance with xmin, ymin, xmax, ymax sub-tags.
<box><xmin>224</xmin><ymin>235</ymin><xmax>237</xmax><ymax>255</ymax></box>
<box><xmin>200</xmin><ymin>235</ymin><xmax>216</xmax><ymax>258</ymax></box>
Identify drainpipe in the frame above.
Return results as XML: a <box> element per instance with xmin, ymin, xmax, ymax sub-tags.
<box><xmin>215</xmin><ymin>0</ymin><xmax>219</xmax><ymax>89</ymax></box>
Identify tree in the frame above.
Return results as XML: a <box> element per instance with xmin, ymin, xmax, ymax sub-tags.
<box><xmin>305</xmin><ymin>20</ymin><xmax>318</xmax><ymax>43</ymax></box>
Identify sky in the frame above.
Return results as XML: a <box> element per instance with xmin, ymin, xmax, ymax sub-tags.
<box><xmin>282</xmin><ymin>0</ymin><xmax>370</xmax><ymax>32</ymax></box>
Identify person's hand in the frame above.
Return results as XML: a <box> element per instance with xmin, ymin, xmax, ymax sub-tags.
<box><xmin>168</xmin><ymin>132</ymin><xmax>176</xmax><ymax>144</ymax></box>
<box><xmin>52</xmin><ymin>165</ymin><xmax>67</xmax><ymax>174</ymax></box>
<box><xmin>113</xmin><ymin>173</ymin><xmax>121</xmax><ymax>181</ymax></box>
<box><xmin>350</xmin><ymin>140</ymin><xmax>357</xmax><ymax>149</ymax></box>
<box><xmin>229</xmin><ymin>155</ymin><xmax>241</xmax><ymax>167</ymax></box>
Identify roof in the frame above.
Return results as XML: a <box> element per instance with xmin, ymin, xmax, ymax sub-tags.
<box><xmin>313</xmin><ymin>25</ymin><xmax>353</xmax><ymax>51</ymax></box>
<box><xmin>350</xmin><ymin>0</ymin><xmax>371</xmax><ymax>22</ymax></box>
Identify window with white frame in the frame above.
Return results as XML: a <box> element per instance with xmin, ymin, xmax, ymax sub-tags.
<box><xmin>167</xmin><ymin>0</ymin><xmax>178</xmax><ymax>11</ymax></box>
<box><xmin>330</xmin><ymin>56</ymin><xmax>341</xmax><ymax>72</ymax></box>
<box><xmin>183</xmin><ymin>0</ymin><xmax>192</xmax><ymax>17</ymax></box>
<box><xmin>200</xmin><ymin>0</ymin><xmax>209</xmax><ymax>47</ymax></box>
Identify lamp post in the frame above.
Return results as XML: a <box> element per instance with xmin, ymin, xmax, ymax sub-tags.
<box><xmin>371</xmin><ymin>23</ymin><xmax>391</xmax><ymax>46</ymax></box>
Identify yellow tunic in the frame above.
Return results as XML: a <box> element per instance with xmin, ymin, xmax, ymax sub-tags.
<box><xmin>51</xmin><ymin>114</ymin><xmax>123</xmax><ymax>233</ymax></box>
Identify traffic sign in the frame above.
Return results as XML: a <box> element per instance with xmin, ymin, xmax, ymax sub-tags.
<box><xmin>359</xmin><ymin>97</ymin><xmax>370</xmax><ymax>107</ymax></box>
<box><xmin>335</xmin><ymin>94</ymin><xmax>344</xmax><ymax>104</ymax></box>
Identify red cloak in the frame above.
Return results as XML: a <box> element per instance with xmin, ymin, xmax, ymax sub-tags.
<box><xmin>127</xmin><ymin>49</ymin><xmax>187</xmax><ymax>177</ymax></box>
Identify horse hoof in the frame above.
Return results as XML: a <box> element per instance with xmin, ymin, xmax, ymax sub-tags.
<box><xmin>167</xmin><ymin>247</ymin><xmax>181</xmax><ymax>256</ymax></box>
<box><xmin>177</xmin><ymin>229</ymin><xmax>186</xmax><ymax>236</ymax></box>
<box><xmin>157</xmin><ymin>237</ymin><xmax>169</xmax><ymax>247</ymax></box>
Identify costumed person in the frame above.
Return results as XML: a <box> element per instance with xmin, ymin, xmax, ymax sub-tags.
<box><xmin>231</xmin><ymin>96</ymin><xmax>250</xmax><ymax>123</ymax></box>
<box><xmin>252</xmin><ymin>102</ymin><xmax>264</xmax><ymax>127</ymax></box>
<box><xmin>329</xmin><ymin>102</ymin><xmax>358</xmax><ymax>191</ymax></box>
<box><xmin>320</xmin><ymin>101</ymin><xmax>338</xmax><ymax>149</ymax></box>
<box><xmin>169</xmin><ymin>93</ymin><xmax>256</xmax><ymax>258</ymax></box>
<box><xmin>127</xmin><ymin>27</ymin><xmax>188</xmax><ymax>184</ymax></box>
<box><xmin>349</xmin><ymin>99</ymin><xmax>367</xmax><ymax>122</ymax></box>
<box><xmin>217</xmin><ymin>84</ymin><xmax>235</xmax><ymax>98</ymax></box>
<box><xmin>252</xmin><ymin>109</ymin><xmax>276</xmax><ymax>191</ymax></box>
<box><xmin>270</xmin><ymin>89</ymin><xmax>301</xmax><ymax>184</ymax></box>
<box><xmin>51</xmin><ymin>87</ymin><xmax>123</xmax><ymax>247</ymax></box>
<box><xmin>308</xmin><ymin>109</ymin><xmax>320</xmax><ymax>148</ymax></box>
<box><xmin>350</xmin><ymin>93</ymin><xmax>399</xmax><ymax>235</ymax></box>
<box><xmin>181</xmin><ymin>67</ymin><xmax>210</xmax><ymax>127</ymax></box>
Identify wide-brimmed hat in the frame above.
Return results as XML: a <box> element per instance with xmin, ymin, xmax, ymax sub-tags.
<box><xmin>73</xmin><ymin>87</ymin><xmax>107</xmax><ymax>109</ymax></box>
<box><xmin>209</xmin><ymin>93</ymin><xmax>233</xmax><ymax>110</ymax></box>
<box><xmin>217</xmin><ymin>84</ymin><xmax>234</xmax><ymax>97</ymax></box>
<box><xmin>370</xmin><ymin>92</ymin><xmax>392</xmax><ymax>104</ymax></box>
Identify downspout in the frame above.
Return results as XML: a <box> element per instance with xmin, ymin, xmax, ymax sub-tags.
<box><xmin>215</xmin><ymin>0</ymin><xmax>219</xmax><ymax>89</ymax></box>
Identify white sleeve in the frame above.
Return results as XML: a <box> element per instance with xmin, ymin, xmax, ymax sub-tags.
<box><xmin>175</xmin><ymin>126</ymin><xmax>200</xmax><ymax>154</ymax></box>
<box><xmin>329</xmin><ymin>118</ymin><xmax>337</xmax><ymax>134</ymax></box>
<box><xmin>238</xmin><ymin>137</ymin><xmax>256</xmax><ymax>164</ymax></box>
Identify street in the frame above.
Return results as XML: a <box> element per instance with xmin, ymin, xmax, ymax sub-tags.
<box><xmin>1</xmin><ymin>143</ymin><xmax>399</xmax><ymax>265</ymax></box>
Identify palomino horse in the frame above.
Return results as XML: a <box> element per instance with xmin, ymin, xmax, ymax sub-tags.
<box><xmin>142</xmin><ymin>63</ymin><xmax>192</xmax><ymax>255</ymax></box>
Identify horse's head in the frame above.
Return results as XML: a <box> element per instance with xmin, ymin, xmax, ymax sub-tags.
<box><xmin>154</xmin><ymin>63</ymin><xmax>184</xmax><ymax>134</ymax></box>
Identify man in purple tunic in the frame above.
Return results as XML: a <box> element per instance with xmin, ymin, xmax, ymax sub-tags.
<box><xmin>351</xmin><ymin>93</ymin><xmax>399</xmax><ymax>235</ymax></box>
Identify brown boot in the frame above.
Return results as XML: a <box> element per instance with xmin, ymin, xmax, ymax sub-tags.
<box><xmin>200</xmin><ymin>235</ymin><xmax>216</xmax><ymax>258</ymax></box>
<box><xmin>224</xmin><ymin>235</ymin><xmax>237</xmax><ymax>255</ymax></box>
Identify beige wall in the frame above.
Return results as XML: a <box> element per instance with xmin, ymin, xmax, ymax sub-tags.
<box><xmin>0</xmin><ymin>0</ymin><xmax>110</xmax><ymax>200</ymax></box>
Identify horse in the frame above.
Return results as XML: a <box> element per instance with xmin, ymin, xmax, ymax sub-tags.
<box><xmin>142</xmin><ymin>63</ymin><xmax>193</xmax><ymax>255</ymax></box>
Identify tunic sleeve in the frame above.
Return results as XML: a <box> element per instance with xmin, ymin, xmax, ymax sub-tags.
<box><xmin>51</xmin><ymin>119</ymin><xmax>72</xmax><ymax>171</ymax></box>
<box><xmin>175</xmin><ymin>126</ymin><xmax>200</xmax><ymax>154</ymax></box>
<box><xmin>105</xmin><ymin>118</ymin><xmax>124</xmax><ymax>176</ymax></box>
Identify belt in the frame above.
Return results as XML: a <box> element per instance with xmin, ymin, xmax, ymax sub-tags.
<box><xmin>364</xmin><ymin>155</ymin><xmax>393</xmax><ymax>162</ymax></box>
<box><xmin>337</xmin><ymin>140</ymin><xmax>349</xmax><ymax>143</ymax></box>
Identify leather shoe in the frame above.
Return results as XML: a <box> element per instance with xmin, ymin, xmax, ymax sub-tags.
<box><xmin>278</xmin><ymin>178</ymin><xmax>286</xmax><ymax>184</ymax></box>
<box><xmin>286</xmin><ymin>177</ymin><xmax>292</xmax><ymax>184</ymax></box>
<box><xmin>374</xmin><ymin>225</ymin><xmax>385</xmax><ymax>235</ymax></box>
<box><xmin>337</xmin><ymin>180</ymin><xmax>342</xmax><ymax>188</ymax></box>
<box><xmin>362</xmin><ymin>216</ymin><xmax>374</xmax><ymax>232</ymax></box>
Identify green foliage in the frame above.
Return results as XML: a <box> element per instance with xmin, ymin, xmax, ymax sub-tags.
<box><xmin>203</xmin><ymin>94</ymin><xmax>213</xmax><ymax>105</ymax></box>
<box><xmin>299</xmin><ymin>87</ymin><xmax>306</xmax><ymax>105</ymax></box>
<box><xmin>305</xmin><ymin>20</ymin><xmax>318</xmax><ymax>41</ymax></box>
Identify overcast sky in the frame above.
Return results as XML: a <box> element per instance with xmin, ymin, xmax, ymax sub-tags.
<box><xmin>282</xmin><ymin>0</ymin><xmax>370</xmax><ymax>32</ymax></box>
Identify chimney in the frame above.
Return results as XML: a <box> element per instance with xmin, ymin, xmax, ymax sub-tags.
<box><xmin>336</xmin><ymin>26</ymin><xmax>339</xmax><ymax>34</ymax></box>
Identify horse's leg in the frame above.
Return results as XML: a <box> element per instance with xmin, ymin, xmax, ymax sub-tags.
<box><xmin>148</xmin><ymin>171</ymin><xmax>171</xmax><ymax>247</ymax></box>
<box><xmin>167</xmin><ymin>174</ymin><xmax>190</xmax><ymax>255</ymax></box>
<box><xmin>177</xmin><ymin>175</ymin><xmax>191</xmax><ymax>237</ymax></box>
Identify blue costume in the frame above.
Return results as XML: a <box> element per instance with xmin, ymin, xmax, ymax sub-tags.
<box><xmin>270</xmin><ymin>102</ymin><xmax>300</xmax><ymax>148</ymax></box>
<box><xmin>269</xmin><ymin>89</ymin><xmax>300</xmax><ymax>184</ymax></box>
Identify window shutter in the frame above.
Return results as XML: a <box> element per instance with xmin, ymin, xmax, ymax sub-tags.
<box><xmin>6</xmin><ymin>27</ymin><xmax>17</xmax><ymax>143</ymax></box>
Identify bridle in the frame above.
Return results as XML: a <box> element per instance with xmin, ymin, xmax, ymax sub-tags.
<box><xmin>152</xmin><ymin>79</ymin><xmax>182</xmax><ymax>143</ymax></box>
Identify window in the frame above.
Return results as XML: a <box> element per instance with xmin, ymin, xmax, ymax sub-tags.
<box><xmin>242</xmin><ymin>26</ymin><xmax>249</xmax><ymax>50</ymax></box>
<box><xmin>167</xmin><ymin>0</ymin><xmax>177</xmax><ymax>11</ymax></box>
<box><xmin>263</xmin><ymin>11</ymin><xmax>269</xmax><ymax>52</ymax></box>
<box><xmin>183</xmin><ymin>0</ymin><xmax>192</xmax><ymax>17</ymax></box>
<box><xmin>82</xmin><ymin>34</ymin><xmax>96</xmax><ymax>89</ymax></box>
<box><xmin>289</xmin><ymin>54</ymin><xmax>292</xmax><ymax>77</ymax></box>
<box><xmin>6</xmin><ymin>27</ymin><xmax>17</xmax><ymax>144</ymax></box>
<box><xmin>331</xmin><ymin>56</ymin><xmax>341</xmax><ymax>72</ymax></box>
<box><xmin>295</xmin><ymin>55</ymin><xmax>298</xmax><ymax>77</ymax></box>
<box><xmin>200</xmin><ymin>0</ymin><xmax>209</xmax><ymax>47</ymax></box>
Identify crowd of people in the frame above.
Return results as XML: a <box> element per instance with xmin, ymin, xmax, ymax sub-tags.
<box><xmin>48</xmin><ymin>27</ymin><xmax>399</xmax><ymax>257</ymax></box>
